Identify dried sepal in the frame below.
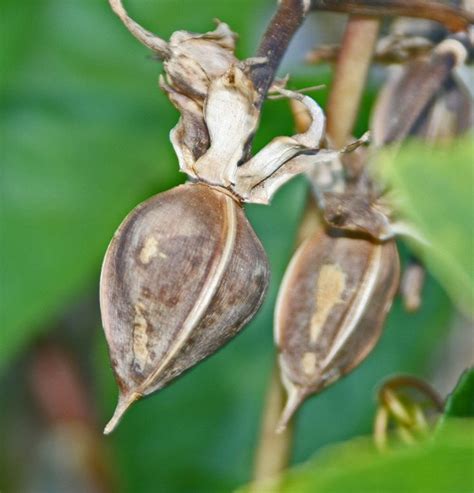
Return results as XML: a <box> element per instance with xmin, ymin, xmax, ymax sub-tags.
<box><xmin>164</xmin><ymin>22</ymin><xmax>238</xmax><ymax>100</ymax></box>
<box><xmin>109</xmin><ymin>0</ymin><xmax>170</xmax><ymax>58</ymax></box>
<box><xmin>275</xmin><ymin>229</ymin><xmax>400</xmax><ymax>431</ymax></box>
<box><xmin>101</xmin><ymin>184</ymin><xmax>269</xmax><ymax>433</ymax></box>
<box><xmin>193</xmin><ymin>65</ymin><xmax>260</xmax><ymax>186</ymax></box>
<box><xmin>321</xmin><ymin>192</ymin><xmax>394</xmax><ymax>240</ymax></box>
<box><xmin>111</xmin><ymin>0</ymin><xmax>239</xmax><ymax>164</ymax></box>
<box><xmin>161</xmin><ymin>78</ymin><xmax>210</xmax><ymax>174</ymax></box>
<box><xmin>167</xmin><ymin>76</ymin><xmax>343</xmax><ymax>205</ymax></box>
<box><xmin>234</xmin><ymin>89</ymin><xmax>338</xmax><ymax>204</ymax></box>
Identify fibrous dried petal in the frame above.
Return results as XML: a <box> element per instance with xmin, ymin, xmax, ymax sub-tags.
<box><xmin>193</xmin><ymin>65</ymin><xmax>260</xmax><ymax>186</ymax></box>
<box><xmin>161</xmin><ymin>78</ymin><xmax>209</xmax><ymax>174</ymax></box>
<box><xmin>165</xmin><ymin>22</ymin><xmax>238</xmax><ymax>100</ymax></box>
<box><xmin>235</xmin><ymin>89</ymin><xmax>335</xmax><ymax>203</ymax></box>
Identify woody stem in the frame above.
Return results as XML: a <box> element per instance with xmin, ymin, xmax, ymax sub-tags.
<box><xmin>326</xmin><ymin>15</ymin><xmax>380</xmax><ymax>146</ymax></box>
<box><xmin>251</xmin><ymin>0</ymin><xmax>309</xmax><ymax>107</ymax></box>
<box><xmin>309</xmin><ymin>0</ymin><xmax>474</xmax><ymax>32</ymax></box>
<box><xmin>252</xmin><ymin>363</ymin><xmax>295</xmax><ymax>487</ymax></box>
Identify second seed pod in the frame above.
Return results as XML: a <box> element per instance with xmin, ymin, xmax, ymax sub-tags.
<box><xmin>275</xmin><ymin>228</ymin><xmax>400</xmax><ymax>431</ymax></box>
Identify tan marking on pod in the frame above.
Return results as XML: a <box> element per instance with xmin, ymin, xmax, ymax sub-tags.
<box><xmin>310</xmin><ymin>264</ymin><xmax>346</xmax><ymax>343</ymax></box>
<box><xmin>301</xmin><ymin>352</ymin><xmax>317</xmax><ymax>375</ymax></box>
<box><xmin>132</xmin><ymin>302</ymin><xmax>149</xmax><ymax>372</ymax></box>
<box><xmin>321</xmin><ymin>244</ymin><xmax>383</xmax><ymax>369</ymax></box>
<box><xmin>139</xmin><ymin>236</ymin><xmax>159</xmax><ymax>264</ymax></box>
<box><xmin>137</xmin><ymin>193</ymin><xmax>237</xmax><ymax>393</ymax></box>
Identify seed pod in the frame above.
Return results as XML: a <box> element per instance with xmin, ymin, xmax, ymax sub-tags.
<box><xmin>275</xmin><ymin>229</ymin><xmax>400</xmax><ymax>431</ymax></box>
<box><xmin>100</xmin><ymin>183</ymin><xmax>269</xmax><ymax>434</ymax></box>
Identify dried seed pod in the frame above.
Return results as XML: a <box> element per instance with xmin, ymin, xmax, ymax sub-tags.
<box><xmin>275</xmin><ymin>229</ymin><xmax>400</xmax><ymax>431</ymax></box>
<box><xmin>101</xmin><ymin>183</ymin><xmax>269</xmax><ymax>433</ymax></box>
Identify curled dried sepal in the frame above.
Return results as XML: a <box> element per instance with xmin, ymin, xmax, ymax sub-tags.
<box><xmin>274</xmin><ymin>229</ymin><xmax>400</xmax><ymax>431</ymax></box>
<box><xmin>100</xmin><ymin>184</ymin><xmax>269</xmax><ymax>433</ymax></box>
<box><xmin>234</xmin><ymin>89</ymin><xmax>339</xmax><ymax>204</ymax></box>
<box><xmin>109</xmin><ymin>0</ymin><xmax>170</xmax><ymax>57</ymax></box>
<box><xmin>170</xmin><ymin>75</ymin><xmax>345</xmax><ymax>205</ymax></box>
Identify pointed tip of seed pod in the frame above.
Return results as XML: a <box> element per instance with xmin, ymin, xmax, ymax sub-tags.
<box><xmin>103</xmin><ymin>391</ymin><xmax>140</xmax><ymax>435</ymax></box>
<box><xmin>275</xmin><ymin>387</ymin><xmax>306</xmax><ymax>434</ymax></box>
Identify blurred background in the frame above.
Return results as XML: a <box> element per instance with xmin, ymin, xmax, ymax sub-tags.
<box><xmin>1</xmin><ymin>1</ymin><xmax>472</xmax><ymax>492</ymax></box>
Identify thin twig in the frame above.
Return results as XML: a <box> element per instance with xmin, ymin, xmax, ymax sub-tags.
<box><xmin>251</xmin><ymin>0</ymin><xmax>310</xmax><ymax>107</ymax></box>
<box><xmin>326</xmin><ymin>15</ymin><xmax>380</xmax><ymax>146</ymax></box>
<box><xmin>310</xmin><ymin>0</ymin><xmax>474</xmax><ymax>32</ymax></box>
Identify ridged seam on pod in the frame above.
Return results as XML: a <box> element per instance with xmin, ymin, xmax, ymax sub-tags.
<box><xmin>101</xmin><ymin>184</ymin><xmax>269</xmax><ymax>434</ymax></box>
<box><xmin>274</xmin><ymin>229</ymin><xmax>400</xmax><ymax>431</ymax></box>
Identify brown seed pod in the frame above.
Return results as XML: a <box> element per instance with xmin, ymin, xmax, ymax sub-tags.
<box><xmin>100</xmin><ymin>183</ymin><xmax>269</xmax><ymax>434</ymax></box>
<box><xmin>274</xmin><ymin>229</ymin><xmax>400</xmax><ymax>431</ymax></box>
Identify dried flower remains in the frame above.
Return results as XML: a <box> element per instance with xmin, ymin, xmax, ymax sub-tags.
<box><xmin>101</xmin><ymin>0</ymin><xmax>344</xmax><ymax>434</ymax></box>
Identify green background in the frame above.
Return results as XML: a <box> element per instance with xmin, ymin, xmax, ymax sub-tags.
<box><xmin>1</xmin><ymin>1</ymin><xmax>472</xmax><ymax>492</ymax></box>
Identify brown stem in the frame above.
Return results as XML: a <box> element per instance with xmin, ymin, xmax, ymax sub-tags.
<box><xmin>251</xmin><ymin>0</ymin><xmax>309</xmax><ymax>107</ymax></box>
<box><xmin>310</xmin><ymin>0</ymin><xmax>474</xmax><ymax>32</ymax></box>
<box><xmin>252</xmin><ymin>9</ymin><xmax>382</xmax><ymax>486</ymax></box>
<box><xmin>250</xmin><ymin>83</ymin><xmax>321</xmax><ymax>487</ymax></box>
<box><xmin>252</xmin><ymin>363</ymin><xmax>294</xmax><ymax>488</ymax></box>
<box><xmin>326</xmin><ymin>15</ymin><xmax>380</xmax><ymax>146</ymax></box>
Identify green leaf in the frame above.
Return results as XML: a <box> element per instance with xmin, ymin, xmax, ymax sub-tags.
<box><xmin>241</xmin><ymin>420</ymin><xmax>474</xmax><ymax>493</ymax></box>
<box><xmin>378</xmin><ymin>137</ymin><xmax>474</xmax><ymax>315</ymax></box>
<box><xmin>444</xmin><ymin>368</ymin><xmax>474</xmax><ymax>419</ymax></box>
<box><xmin>0</xmin><ymin>0</ymin><xmax>286</xmax><ymax>370</ymax></box>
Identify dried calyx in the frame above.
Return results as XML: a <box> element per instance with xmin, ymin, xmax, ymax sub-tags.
<box><xmin>101</xmin><ymin>1</ymin><xmax>348</xmax><ymax>434</ymax></box>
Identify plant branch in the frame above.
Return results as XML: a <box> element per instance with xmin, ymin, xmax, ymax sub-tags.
<box><xmin>326</xmin><ymin>15</ymin><xmax>380</xmax><ymax>146</ymax></box>
<box><xmin>251</xmin><ymin>0</ymin><xmax>309</xmax><ymax>107</ymax></box>
<box><xmin>252</xmin><ymin>363</ymin><xmax>295</xmax><ymax>488</ymax></box>
<box><xmin>310</xmin><ymin>0</ymin><xmax>474</xmax><ymax>32</ymax></box>
<box><xmin>251</xmin><ymin>93</ymin><xmax>319</xmax><ymax>489</ymax></box>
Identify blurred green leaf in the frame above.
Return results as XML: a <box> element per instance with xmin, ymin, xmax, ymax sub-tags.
<box><xmin>378</xmin><ymin>137</ymin><xmax>474</xmax><ymax>315</ymax></box>
<box><xmin>242</xmin><ymin>420</ymin><xmax>474</xmax><ymax>493</ymax></box>
<box><xmin>0</xmin><ymin>0</ymin><xmax>274</xmax><ymax>368</ymax></box>
<box><xmin>444</xmin><ymin>368</ymin><xmax>474</xmax><ymax>419</ymax></box>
